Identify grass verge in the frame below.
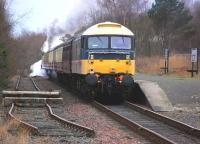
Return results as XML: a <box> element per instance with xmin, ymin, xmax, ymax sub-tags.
<box><xmin>136</xmin><ymin>54</ymin><xmax>200</xmax><ymax>79</ymax></box>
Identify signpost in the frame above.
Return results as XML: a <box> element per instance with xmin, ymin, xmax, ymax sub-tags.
<box><xmin>188</xmin><ymin>48</ymin><xmax>199</xmax><ymax>77</ymax></box>
<box><xmin>162</xmin><ymin>48</ymin><xmax>169</xmax><ymax>74</ymax></box>
<box><xmin>191</xmin><ymin>48</ymin><xmax>197</xmax><ymax>63</ymax></box>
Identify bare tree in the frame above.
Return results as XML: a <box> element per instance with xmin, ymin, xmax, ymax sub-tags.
<box><xmin>191</xmin><ymin>1</ymin><xmax>200</xmax><ymax>47</ymax></box>
<box><xmin>14</xmin><ymin>32</ymin><xmax>46</xmax><ymax>72</ymax></box>
<box><xmin>93</xmin><ymin>0</ymin><xmax>146</xmax><ymax>25</ymax></box>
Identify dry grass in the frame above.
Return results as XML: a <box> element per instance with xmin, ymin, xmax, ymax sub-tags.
<box><xmin>136</xmin><ymin>56</ymin><xmax>163</xmax><ymax>73</ymax></box>
<box><xmin>0</xmin><ymin>119</ymin><xmax>57</xmax><ymax>144</ymax></box>
<box><xmin>31</xmin><ymin>137</ymin><xmax>57</xmax><ymax>144</ymax></box>
<box><xmin>0</xmin><ymin>119</ymin><xmax>30</xmax><ymax>144</ymax></box>
<box><xmin>0</xmin><ymin>120</ymin><xmax>16</xmax><ymax>143</ymax></box>
<box><xmin>16</xmin><ymin>129</ymin><xmax>29</xmax><ymax>144</ymax></box>
<box><xmin>136</xmin><ymin>54</ymin><xmax>200</xmax><ymax>78</ymax></box>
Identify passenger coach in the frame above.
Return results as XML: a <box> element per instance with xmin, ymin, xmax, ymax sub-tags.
<box><xmin>42</xmin><ymin>22</ymin><xmax>135</xmax><ymax>99</ymax></box>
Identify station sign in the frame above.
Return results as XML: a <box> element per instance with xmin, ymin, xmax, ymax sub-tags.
<box><xmin>191</xmin><ymin>48</ymin><xmax>198</xmax><ymax>62</ymax></box>
<box><xmin>164</xmin><ymin>49</ymin><xmax>169</xmax><ymax>60</ymax></box>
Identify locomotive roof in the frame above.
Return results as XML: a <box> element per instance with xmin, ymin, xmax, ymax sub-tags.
<box><xmin>82</xmin><ymin>22</ymin><xmax>134</xmax><ymax>36</ymax></box>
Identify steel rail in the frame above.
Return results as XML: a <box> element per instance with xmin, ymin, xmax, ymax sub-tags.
<box><xmin>8</xmin><ymin>103</ymin><xmax>39</xmax><ymax>134</ymax></box>
<box><xmin>46</xmin><ymin>103</ymin><xmax>95</xmax><ymax>137</ymax></box>
<box><xmin>13</xmin><ymin>76</ymin><xmax>95</xmax><ymax>137</ymax></box>
<box><xmin>33</xmin><ymin>77</ymin><xmax>95</xmax><ymax>136</ymax></box>
<box><xmin>29</xmin><ymin>77</ymin><xmax>61</xmax><ymax>98</ymax></box>
<box><xmin>15</xmin><ymin>76</ymin><xmax>21</xmax><ymax>90</ymax></box>
<box><xmin>92</xmin><ymin>101</ymin><xmax>175</xmax><ymax>144</ymax></box>
<box><xmin>30</xmin><ymin>77</ymin><xmax>41</xmax><ymax>91</ymax></box>
<box><xmin>125</xmin><ymin>101</ymin><xmax>200</xmax><ymax>138</ymax></box>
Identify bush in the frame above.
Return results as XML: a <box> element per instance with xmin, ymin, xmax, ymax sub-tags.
<box><xmin>0</xmin><ymin>43</ymin><xmax>8</xmax><ymax>89</ymax></box>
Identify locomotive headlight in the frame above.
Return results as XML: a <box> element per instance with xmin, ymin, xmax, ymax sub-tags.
<box><xmin>126</xmin><ymin>55</ymin><xmax>130</xmax><ymax>60</ymax></box>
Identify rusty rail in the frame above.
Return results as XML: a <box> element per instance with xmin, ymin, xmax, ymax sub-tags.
<box><xmin>46</xmin><ymin>103</ymin><xmax>95</xmax><ymax>137</ymax></box>
<box><xmin>8</xmin><ymin>103</ymin><xmax>39</xmax><ymax>134</ymax></box>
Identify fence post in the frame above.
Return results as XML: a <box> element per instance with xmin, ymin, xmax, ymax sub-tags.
<box><xmin>197</xmin><ymin>48</ymin><xmax>199</xmax><ymax>74</ymax></box>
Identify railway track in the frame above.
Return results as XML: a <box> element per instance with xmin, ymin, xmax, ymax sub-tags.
<box><xmin>6</xmin><ymin>76</ymin><xmax>94</xmax><ymax>137</ymax></box>
<box><xmin>93</xmin><ymin>101</ymin><xmax>200</xmax><ymax>144</ymax></box>
<box><xmin>9</xmin><ymin>103</ymin><xmax>94</xmax><ymax>137</ymax></box>
<box><xmin>0</xmin><ymin>105</ymin><xmax>6</xmax><ymax>125</ymax></box>
<box><xmin>15</xmin><ymin>76</ymin><xmax>38</xmax><ymax>91</ymax></box>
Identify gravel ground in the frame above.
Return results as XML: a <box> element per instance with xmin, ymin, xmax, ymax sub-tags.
<box><xmin>135</xmin><ymin>73</ymin><xmax>200</xmax><ymax>105</ymax></box>
<box><xmin>1</xmin><ymin>74</ymin><xmax>199</xmax><ymax>143</ymax></box>
<box><xmin>135</xmin><ymin>73</ymin><xmax>200</xmax><ymax>128</ymax></box>
<box><xmin>35</xmin><ymin>77</ymin><xmax>151</xmax><ymax>144</ymax></box>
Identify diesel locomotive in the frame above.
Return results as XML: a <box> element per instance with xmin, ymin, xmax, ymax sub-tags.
<box><xmin>42</xmin><ymin>22</ymin><xmax>135</xmax><ymax>99</ymax></box>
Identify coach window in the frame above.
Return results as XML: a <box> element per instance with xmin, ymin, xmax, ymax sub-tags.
<box><xmin>88</xmin><ymin>36</ymin><xmax>108</xmax><ymax>49</ymax></box>
<box><xmin>111</xmin><ymin>36</ymin><xmax>131</xmax><ymax>49</ymax></box>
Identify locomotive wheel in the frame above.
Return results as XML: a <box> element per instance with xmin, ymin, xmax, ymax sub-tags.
<box><xmin>80</xmin><ymin>82</ymin><xmax>88</xmax><ymax>96</ymax></box>
<box><xmin>57</xmin><ymin>73</ymin><xmax>63</xmax><ymax>83</ymax></box>
<box><xmin>121</xmin><ymin>86</ymin><xmax>133</xmax><ymax>99</ymax></box>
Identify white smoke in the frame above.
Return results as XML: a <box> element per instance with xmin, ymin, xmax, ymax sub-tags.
<box><xmin>29</xmin><ymin>20</ymin><xmax>65</xmax><ymax>77</ymax></box>
<box><xmin>29</xmin><ymin>35</ymin><xmax>64</xmax><ymax>77</ymax></box>
<box><xmin>29</xmin><ymin>0</ymin><xmax>96</xmax><ymax>77</ymax></box>
<box><xmin>41</xmin><ymin>19</ymin><xmax>66</xmax><ymax>52</ymax></box>
<box><xmin>41</xmin><ymin>40</ymin><xmax>49</xmax><ymax>53</ymax></box>
<box><xmin>41</xmin><ymin>35</ymin><xmax>63</xmax><ymax>52</ymax></box>
<box><xmin>29</xmin><ymin>60</ymin><xmax>47</xmax><ymax>77</ymax></box>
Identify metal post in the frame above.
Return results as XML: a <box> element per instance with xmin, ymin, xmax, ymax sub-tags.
<box><xmin>164</xmin><ymin>49</ymin><xmax>169</xmax><ymax>74</ymax></box>
<box><xmin>167</xmin><ymin>50</ymin><xmax>169</xmax><ymax>73</ymax></box>
<box><xmin>192</xmin><ymin>62</ymin><xmax>194</xmax><ymax>77</ymax></box>
<box><xmin>197</xmin><ymin>48</ymin><xmax>199</xmax><ymax>74</ymax></box>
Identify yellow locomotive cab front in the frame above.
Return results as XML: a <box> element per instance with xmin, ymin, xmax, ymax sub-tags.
<box><xmin>81</xmin><ymin>59</ymin><xmax>135</xmax><ymax>75</ymax></box>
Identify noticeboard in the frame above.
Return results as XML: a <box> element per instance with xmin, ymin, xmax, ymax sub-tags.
<box><xmin>191</xmin><ymin>48</ymin><xmax>197</xmax><ymax>62</ymax></box>
<box><xmin>164</xmin><ymin>49</ymin><xmax>169</xmax><ymax>60</ymax></box>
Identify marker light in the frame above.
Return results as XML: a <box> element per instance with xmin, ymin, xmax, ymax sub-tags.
<box><xmin>90</xmin><ymin>55</ymin><xmax>94</xmax><ymax>59</ymax></box>
<box><xmin>126</xmin><ymin>55</ymin><xmax>130</xmax><ymax>60</ymax></box>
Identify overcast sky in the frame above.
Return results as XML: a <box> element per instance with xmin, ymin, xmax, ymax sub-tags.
<box><xmin>8</xmin><ymin>0</ymin><xmax>199</xmax><ymax>36</ymax></box>
<box><xmin>8</xmin><ymin>0</ymin><xmax>95</xmax><ymax>36</ymax></box>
